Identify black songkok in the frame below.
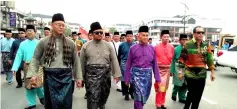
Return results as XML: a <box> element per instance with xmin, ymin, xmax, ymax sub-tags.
<box><xmin>105</xmin><ymin>33</ymin><xmax>110</xmax><ymax>36</ymax></box>
<box><xmin>161</xmin><ymin>30</ymin><xmax>169</xmax><ymax>36</ymax></box>
<box><xmin>138</xmin><ymin>26</ymin><xmax>149</xmax><ymax>32</ymax></box>
<box><xmin>72</xmin><ymin>31</ymin><xmax>77</xmax><ymax>35</ymax></box>
<box><xmin>18</xmin><ymin>28</ymin><xmax>25</xmax><ymax>32</ymax></box>
<box><xmin>179</xmin><ymin>34</ymin><xmax>188</xmax><ymax>40</ymax></box>
<box><xmin>88</xmin><ymin>30</ymin><xmax>92</xmax><ymax>34</ymax></box>
<box><xmin>5</xmin><ymin>29</ymin><xmax>12</xmax><ymax>33</ymax></box>
<box><xmin>121</xmin><ymin>34</ymin><xmax>126</xmax><ymax>37</ymax></box>
<box><xmin>114</xmin><ymin>32</ymin><xmax>119</xmax><ymax>35</ymax></box>
<box><xmin>126</xmin><ymin>30</ymin><xmax>133</xmax><ymax>35</ymax></box>
<box><xmin>44</xmin><ymin>27</ymin><xmax>50</xmax><ymax>31</ymax></box>
<box><xmin>52</xmin><ymin>13</ymin><xmax>65</xmax><ymax>23</ymax></box>
<box><xmin>90</xmin><ymin>22</ymin><xmax>102</xmax><ymax>32</ymax></box>
<box><xmin>26</xmin><ymin>25</ymin><xmax>35</xmax><ymax>31</ymax></box>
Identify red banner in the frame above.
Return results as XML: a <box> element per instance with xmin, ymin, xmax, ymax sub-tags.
<box><xmin>78</xmin><ymin>27</ymin><xmax>88</xmax><ymax>41</ymax></box>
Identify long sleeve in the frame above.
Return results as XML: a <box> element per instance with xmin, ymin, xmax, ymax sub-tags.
<box><xmin>124</xmin><ymin>49</ymin><xmax>132</xmax><ymax>82</ymax></box>
<box><xmin>80</xmin><ymin>45</ymin><xmax>86</xmax><ymax>79</ymax></box>
<box><xmin>178</xmin><ymin>45</ymin><xmax>187</xmax><ymax>69</ymax></box>
<box><xmin>0</xmin><ymin>39</ymin><xmax>3</xmax><ymax>51</ymax></box>
<box><xmin>11</xmin><ymin>43</ymin><xmax>23</xmax><ymax>71</ymax></box>
<box><xmin>110</xmin><ymin>45</ymin><xmax>121</xmax><ymax>78</ymax></box>
<box><xmin>170</xmin><ymin>53</ymin><xmax>176</xmax><ymax>75</ymax></box>
<box><xmin>207</xmin><ymin>44</ymin><xmax>215</xmax><ymax>70</ymax></box>
<box><xmin>153</xmin><ymin>50</ymin><xmax>161</xmax><ymax>82</ymax></box>
<box><xmin>10</xmin><ymin>41</ymin><xmax>16</xmax><ymax>60</ymax></box>
<box><xmin>117</xmin><ymin>44</ymin><xmax>122</xmax><ymax>65</ymax></box>
<box><xmin>26</xmin><ymin>40</ymin><xmax>44</xmax><ymax>78</ymax></box>
<box><xmin>73</xmin><ymin>44</ymin><xmax>83</xmax><ymax>81</ymax></box>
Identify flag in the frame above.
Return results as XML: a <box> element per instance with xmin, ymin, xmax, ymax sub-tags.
<box><xmin>78</xmin><ymin>27</ymin><xmax>88</xmax><ymax>41</ymax></box>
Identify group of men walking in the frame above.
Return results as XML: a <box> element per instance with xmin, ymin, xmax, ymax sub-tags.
<box><xmin>1</xmin><ymin>12</ymin><xmax>215</xmax><ymax>109</ymax></box>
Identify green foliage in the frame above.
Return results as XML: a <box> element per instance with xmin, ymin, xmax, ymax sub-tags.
<box><xmin>64</xmin><ymin>26</ymin><xmax>72</xmax><ymax>36</ymax></box>
<box><xmin>109</xmin><ymin>27</ymin><xmax>117</xmax><ymax>34</ymax></box>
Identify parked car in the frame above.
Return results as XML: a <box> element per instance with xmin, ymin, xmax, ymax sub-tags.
<box><xmin>216</xmin><ymin>45</ymin><xmax>237</xmax><ymax>73</ymax></box>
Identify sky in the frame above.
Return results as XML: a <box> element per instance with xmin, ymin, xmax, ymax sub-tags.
<box><xmin>14</xmin><ymin>0</ymin><xmax>236</xmax><ymax>34</ymax></box>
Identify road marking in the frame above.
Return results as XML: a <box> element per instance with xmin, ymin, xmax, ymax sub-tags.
<box><xmin>202</xmin><ymin>97</ymin><xmax>218</xmax><ymax>105</ymax></box>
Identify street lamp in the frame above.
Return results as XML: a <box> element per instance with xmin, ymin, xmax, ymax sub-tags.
<box><xmin>180</xmin><ymin>2</ymin><xmax>189</xmax><ymax>33</ymax></box>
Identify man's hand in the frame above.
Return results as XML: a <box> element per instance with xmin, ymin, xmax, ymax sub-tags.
<box><xmin>178</xmin><ymin>73</ymin><xmax>183</xmax><ymax>81</ymax></box>
<box><xmin>77</xmin><ymin>51</ymin><xmax>80</xmax><ymax>56</ymax></box>
<box><xmin>13</xmin><ymin>71</ymin><xmax>16</xmax><ymax>76</ymax></box>
<box><xmin>30</xmin><ymin>76</ymin><xmax>38</xmax><ymax>88</ymax></box>
<box><xmin>154</xmin><ymin>82</ymin><xmax>159</xmax><ymax>92</ymax></box>
<box><xmin>125</xmin><ymin>81</ymin><xmax>129</xmax><ymax>86</ymax></box>
<box><xmin>114</xmin><ymin>77</ymin><xmax>119</xmax><ymax>83</ymax></box>
<box><xmin>8</xmin><ymin>60</ymin><xmax>12</xmax><ymax>65</ymax></box>
<box><xmin>210</xmin><ymin>70</ymin><xmax>215</xmax><ymax>81</ymax></box>
<box><xmin>76</xmin><ymin>80</ymin><xmax>82</xmax><ymax>88</ymax></box>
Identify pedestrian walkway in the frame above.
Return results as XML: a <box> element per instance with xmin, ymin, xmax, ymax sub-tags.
<box><xmin>1</xmin><ymin>70</ymin><xmax>232</xmax><ymax>109</ymax></box>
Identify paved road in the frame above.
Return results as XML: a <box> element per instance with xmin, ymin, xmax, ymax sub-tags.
<box><xmin>1</xmin><ymin>67</ymin><xmax>237</xmax><ymax>109</ymax></box>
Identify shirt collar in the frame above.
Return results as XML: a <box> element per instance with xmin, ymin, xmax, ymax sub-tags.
<box><xmin>192</xmin><ymin>38</ymin><xmax>196</xmax><ymax>43</ymax></box>
<box><xmin>192</xmin><ymin>38</ymin><xmax>204</xmax><ymax>44</ymax></box>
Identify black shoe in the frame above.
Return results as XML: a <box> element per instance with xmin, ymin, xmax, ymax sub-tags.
<box><xmin>116</xmin><ymin>89</ymin><xmax>122</xmax><ymax>92</ymax></box>
<box><xmin>161</xmin><ymin>105</ymin><xmax>167</xmax><ymax>109</ymax></box>
<box><xmin>171</xmin><ymin>96</ymin><xmax>176</xmax><ymax>101</ymax></box>
<box><xmin>156</xmin><ymin>107</ymin><xmax>162</xmax><ymax>109</ymax></box>
<box><xmin>24</xmin><ymin>105</ymin><xmax>36</xmax><ymax>109</ymax></box>
<box><xmin>99</xmin><ymin>105</ymin><xmax>105</xmax><ymax>109</ymax></box>
<box><xmin>16</xmin><ymin>85</ymin><xmax>22</xmax><ymax>88</ymax></box>
<box><xmin>130</xmin><ymin>94</ymin><xmax>134</xmax><ymax>99</ymax></box>
<box><xmin>124</xmin><ymin>95</ymin><xmax>129</xmax><ymax>101</ymax></box>
<box><xmin>84</xmin><ymin>94</ymin><xmax>87</xmax><ymax>99</ymax></box>
<box><xmin>39</xmin><ymin>98</ymin><xmax>45</xmax><ymax>105</ymax></box>
<box><xmin>179</xmin><ymin>100</ymin><xmax>186</xmax><ymax>104</ymax></box>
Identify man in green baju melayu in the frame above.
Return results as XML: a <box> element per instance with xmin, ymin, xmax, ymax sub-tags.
<box><xmin>170</xmin><ymin>34</ymin><xmax>188</xmax><ymax>104</ymax></box>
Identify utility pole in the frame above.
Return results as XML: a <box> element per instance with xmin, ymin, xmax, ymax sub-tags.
<box><xmin>180</xmin><ymin>2</ymin><xmax>189</xmax><ymax>33</ymax></box>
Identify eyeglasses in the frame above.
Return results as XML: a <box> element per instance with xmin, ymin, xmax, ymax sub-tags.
<box><xmin>26</xmin><ymin>29</ymin><xmax>34</xmax><ymax>32</ymax></box>
<box><xmin>54</xmin><ymin>23</ymin><xmax>65</xmax><ymax>27</ymax></box>
<box><xmin>18</xmin><ymin>32</ymin><xmax>25</xmax><ymax>34</ymax></box>
<box><xmin>196</xmin><ymin>31</ymin><xmax>205</xmax><ymax>34</ymax></box>
<box><xmin>93</xmin><ymin>31</ymin><xmax>103</xmax><ymax>35</ymax></box>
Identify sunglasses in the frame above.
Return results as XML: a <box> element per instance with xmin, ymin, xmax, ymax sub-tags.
<box><xmin>196</xmin><ymin>31</ymin><xmax>205</xmax><ymax>34</ymax></box>
<box><xmin>19</xmin><ymin>32</ymin><xmax>25</xmax><ymax>34</ymax></box>
<box><xmin>93</xmin><ymin>31</ymin><xmax>103</xmax><ymax>35</ymax></box>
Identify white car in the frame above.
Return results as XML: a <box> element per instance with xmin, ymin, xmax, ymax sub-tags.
<box><xmin>216</xmin><ymin>45</ymin><xmax>237</xmax><ymax>73</ymax></box>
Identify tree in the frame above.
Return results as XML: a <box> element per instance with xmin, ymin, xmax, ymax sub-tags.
<box><xmin>64</xmin><ymin>26</ymin><xmax>72</xmax><ymax>37</ymax></box>
<box><xmin>109</xmin><ymin>27</ymin><xmax>117</xmax><ymax>34</ymax></box>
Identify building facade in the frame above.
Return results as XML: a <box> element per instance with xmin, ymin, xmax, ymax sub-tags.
<box><xmin>111</xmin><ymin>24</ymin><xmax>132</xmax><ymax>34</ymax></box>
<box><xmin>1</xmin><ymin>1</ymin><xmax>26</xmax><ymax>33</ymax></box>
<box><xmin>132</xmin><ymin>16</ymin><xmax>224</xmax><ymax>42</ymax></box>
<box><xmin>67</xmin><ymin>22</ymin><xmax>81</xmax><ymax>33</ymax></box>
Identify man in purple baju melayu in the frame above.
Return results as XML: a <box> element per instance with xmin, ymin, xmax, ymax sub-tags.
<box><xmin>124</xmin><ymin>26</ymin><xmax>161</xmax><ymax>109</ymax></box>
